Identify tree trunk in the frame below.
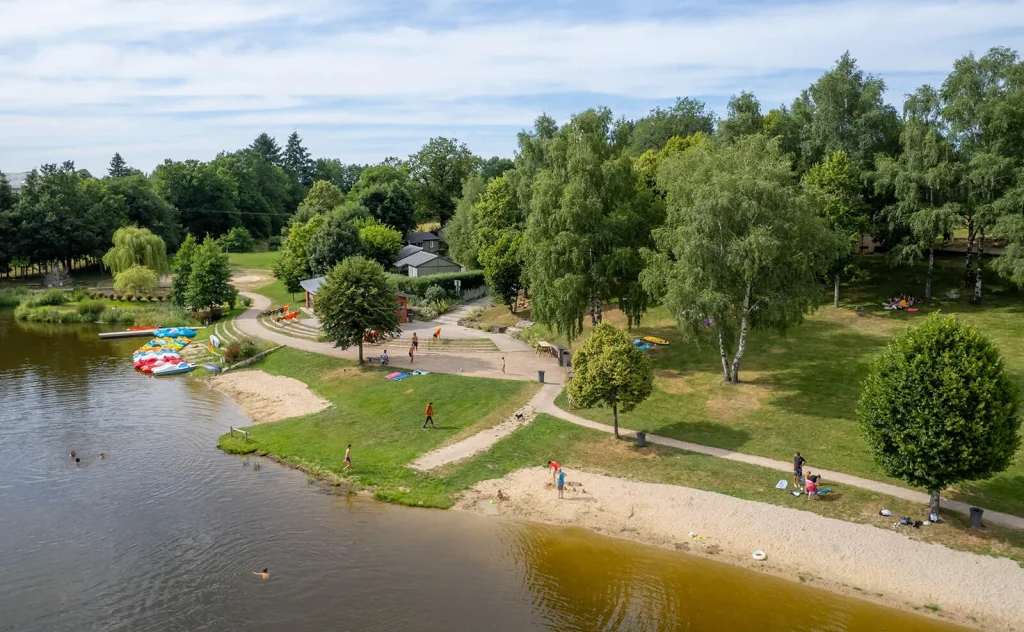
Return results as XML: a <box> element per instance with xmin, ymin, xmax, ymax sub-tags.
<box><xmin>589</xmin><ymin>297</ymin><xmax>603</xmax><ymax>327</ymax></box>
<box><xmin>929</xmin><ymin>489</ymin><xmax>941</xmax><ymax>517</ymax></box>
<box><xmin>973</xmin><ymin>229</ymin><xmax>985</xmax><ymax>304</ymax></box>
<box><xmin>718</xmin><ymin>332</ymin><xmax>731</xmax><ymax>383</ymax></box>
<box><xmin>964</xmin><ymin>221</ymin><xmax>976</xmax><ymax>286</ymax></box>
<box><xmin>833</xmin><ymin>274</ymin><xmax>840</xmax><ymax>308</ymax></box>
<box><xmin>612</xmin><ymin>401</ymin><xmax>619</xmax><ymax>438</ymax></box>
<box><xmin>358</xmin><ymin>340</ymin><xmax>364</xmax><ymax>364</ymax></box>
<box><xmin>925</xmin><ymin>246</ymin><xmax>934</xmax><ymax>301</ymax></box>
<box><xmin>729</xmin><ymin>284</ymin><xmax>752</xmax><ymax>383</ymax></box>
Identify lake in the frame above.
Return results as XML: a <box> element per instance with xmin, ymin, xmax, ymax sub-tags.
<box><xmin>0</xmin><ymin>310</ymin><xmax>966</xmax><ymax>631</ymax></box>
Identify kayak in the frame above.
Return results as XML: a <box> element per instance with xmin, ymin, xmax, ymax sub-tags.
<box><xmin>153</xmin><ymin>362</ymin><xmax>196</xmax><ymax>376</ymax></box>
<box><xmin>642</xmin><ymin>336</ymin><xmax>671</xmax><ymax>346</ymax></box>
<box><xmin>153</xmin><ymin>327</ymin><xmax>197</xmax><ymax>339</ymax></box>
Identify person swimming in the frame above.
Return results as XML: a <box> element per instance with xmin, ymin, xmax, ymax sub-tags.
<box><xmin>252</xmin><ymin>568</ymin><xmax>269</xmax><ymax>579</ymax></box>
<box><xmin>70</xmin><ymin>450</ymin><xmax>77</xmax><ymax>458</ymax></box>
<box><xmin>99</xmin><ymin>453</ymin><xmax>106</xmax><ymax>460</ymax></box>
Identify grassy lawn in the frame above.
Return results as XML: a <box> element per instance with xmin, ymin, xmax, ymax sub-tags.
<box><xmin>521</xmin><ymin>254</ymin><xmax>1024</xmax><ymax>518</ymax></box>
<box><xmin>228</xmin><ymin>251</ymin><xmax>280</xmax><ymax>270</ymax></box>
<box><xmin>252</xmin><ymin>278</ymin><xmax>303</xmax><ymax>309</ymax></box>
<box><xmin>218</xmin><ymin>348</ymin><xmax>538</xmax><ymax>507</ymax></box>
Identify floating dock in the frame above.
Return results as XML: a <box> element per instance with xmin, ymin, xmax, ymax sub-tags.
<box><xmin>98</xmin><ymin>329</ymin><xmax>158</xmax><ymax>339</ymax></box>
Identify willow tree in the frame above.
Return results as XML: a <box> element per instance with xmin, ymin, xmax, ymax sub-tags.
<box><xmin>102</xmin><ymin>226</ymin><xmax>169</xmax><ymax>276</ymax></box>
<box><xmin>524</xmin><ymin>108</ymin><xmax>662</xmax><ymax>341</ymax></box>
<box><xmin>874</xmin><ymin>86</ymin><xmax>961</xmax><ymax>301</ymax></box>
<box><xmin>644</xmin><ymin>135</ymin><xmax>843</xmax><ymax>383</ymax></box>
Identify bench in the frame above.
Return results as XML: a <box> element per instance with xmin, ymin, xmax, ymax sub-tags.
<box><xmin>367</xmin><ymin>357</ymin><xmax>389</xmax><ymax>365</ymax></box>
<box><xmin>536</xmin><ymin>340</ymin><xmax>552</xmax><ymax>355</ymax></box>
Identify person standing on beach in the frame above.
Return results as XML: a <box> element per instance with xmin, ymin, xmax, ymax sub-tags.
<box><xmin>547</xmin><ymin>460</ymin><xmax>560</xmax><ymax>485</ymax></box>
<box><xmin>412</xmin><ymin>332</ymin><xmax>419</xmax><ymax>351</ymax></box>
<box><xmin>408</xmin><ymin>343</ymin><xmax>415</xmax><ymax>364</ymax></box>
<box><xmin>556</xmin><ymin>468</ymin><xmax>566</xmax><ymax>499</ymax></box>
<box><xmin>793</xmin><ymin>451</ymin><xmax>806</xmax><ymax>490</ymax></box>
<box><xmin>423</xmin><ymin>402</ymin><xmax>435</xmax><ymax>429</ymax></box>
<box><xmin>344</xmin><ymin>444</ymin><xmax>352</xmax><ymax>472</ymax></box>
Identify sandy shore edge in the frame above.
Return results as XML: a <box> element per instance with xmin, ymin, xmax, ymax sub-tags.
<box><xmin>207</xmin><ymin>369</ymin><xmax>330</xmax><ymax>423</ymax></box>
<box><xmin>456</xmin><ymin>466</ymin><xmax>1024</xmax><ymax>631</ymax></box>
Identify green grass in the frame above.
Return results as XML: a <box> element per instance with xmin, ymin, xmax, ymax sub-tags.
<box><xmin>218</xmin><ymin>348</ymin><xmax>537</xmax><ymax>507</ymax></box>
<box><xmin>549</xmin><ymin>254</ymin><xmax>1024</xmax><ymax>518</ymax></box>
<box><xmin>228</xmin><ymin>251</ymin><xmax>280</xmax><ymax>270</ymax></box>
<box><xmin>253</xmin><ymin>278</ymin><xmax>302</xmax><ymax>309</ymax></box>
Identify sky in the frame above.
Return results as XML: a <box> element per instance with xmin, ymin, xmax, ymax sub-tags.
<box><xmin>3</xmin><ymin>0</ymin><xmax>1024</xmax><ymax>175</ymax></box>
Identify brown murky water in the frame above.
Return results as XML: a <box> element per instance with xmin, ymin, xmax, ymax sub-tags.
<box><xmin>0</xmin><ymin>310</ymin><xmax>968</xmax><ymax>631</ymax></box>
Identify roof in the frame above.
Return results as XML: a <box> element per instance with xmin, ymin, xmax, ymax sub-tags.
<box><xmin>393</xmin><ymin>251</ymin><xmax>439</xmax><ymax>268</ymax></box>
<box><xmin>300</xmin><ymin>276</ymin><xmax>325</xmax><ymax>294</ymax></box>
<box><xmin>405</xmin><ymin>231</ymin><xmax>440</xmax><ymax>244</ymax></box>
<box><xmin>397</xmin><ymin>244</ymin><xmax>423</xmax><ymax>260</ymax></box>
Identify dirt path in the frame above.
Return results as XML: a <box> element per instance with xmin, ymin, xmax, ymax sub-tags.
<box><xmin>458</xmin><ymin>467</ymin><xmax>1024</xmax><ymax>632</ymax></box>
<box><xmin>410</xmin><ymin>384</ymin><xmax>557</xmax><ymax>471</ymax></box>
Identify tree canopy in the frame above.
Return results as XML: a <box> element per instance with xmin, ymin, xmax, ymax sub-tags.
<box><xmin>629</xmin><ymin>97</ymin><xmax>716</xmax><ymax>155</ymax></box>
<box><xmin>314</xmin><ymin>256</ymin><xmax>402</xmax><ymax>363</ymax></box>
<box><xmin>407</xmin><ymin>136</ymin><xmax>477</xmax><ymax>224</ymax></box>
<box><xmin>102</xmin><ymin>226</ymin><xmax>169</xmax><ymax>275</ymax></box>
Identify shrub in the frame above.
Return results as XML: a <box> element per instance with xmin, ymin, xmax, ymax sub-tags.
<box><xmin>423</xmin><ymin>284</ymin><xmax>447</xmax><ymax>304</ymax></box>
<box><xmin>0</xmin><ymin>288</ymin><xmax>27</xmax><ymax>307</ymax></box>
<box><xmin>114</xmin><ymin>265</ymin><xmax>159</xmax><ymax>296</ymax></box>
<box><xmin>26</xmin><ymin>289</ymin><xmax>70</xmax><ymax>307</ymax></box>
<box><xmin>218</xmin><ymin>226</ymin><xmax>255</xmax><ymax>253</ymax></box>
<box><xmin>267</xmin><ymin>235</ymin><xmax>283</xmax><ymax>251</ymax></box>
<box><xmin>69</xmin><ymin>288</ymin><xmax>89</xmax><ymax>302</ymax></box>
<box><xmin>15</xmin><ymin>305</ymin><xmax>93</xmax><ymax>323</ymax></box>
<box><xmin>224</xmin><ymin>342</ymin><xmax>242</xmax><ymax>363</ymax></box>
<box><xmin>239</xmin><ymin>296</ymin><xmax>253</xmax><ymax>307</ymax></box>
<box><xmin>100</xmin><ymin>309</ymin><xmax>137</xmax><ymax>325</ymax></box>
<box><xmin>390</xmin><ymin>270</ymin><xmax>486</xmax><ymax>298</ymax></box>
<box><xmin>76</xmin><ymin>299</ymin><xmax>106</xmax><ymax>318</ymax></box>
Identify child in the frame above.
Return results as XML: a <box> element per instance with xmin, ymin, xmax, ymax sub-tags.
<box><xmin>547</xmin><ymin>460</ymin><xmax>560</xmax><ymax>484</ymax></box>
<box><xmin>344</xmin><ymin>444</ymin><xmax>352</xmax><ymax>472</ymax></box>
<box><xmin>423</xmin><ymin>402</ymin><xmax>435</xmax><ymax>429</ymax></box>
<box><xmin>805</xmin><ymin>471</ymin><xmax>818</xmax><ymax>499</ymax></box>
<box><xmin>557</xmin><ymin>468</ymin><xmax>566</xmax><ymax>499</ymax></box>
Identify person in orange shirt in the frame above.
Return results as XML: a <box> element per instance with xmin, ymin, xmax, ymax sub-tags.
<box><xmin>423</xmin><ymin>402</ymin><xmax>436</xmax><ymax>429</ymax></box>
<box><xmin>547</xmin><ymin>460</ymin><xmax>560</xmax><ymax>484</ymax></box>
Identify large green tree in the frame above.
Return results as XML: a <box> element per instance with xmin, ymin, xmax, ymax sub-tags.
<box><xmin>114</xmin><ymin>265</ymin><xmax>159</xmax><ymax>295</ymax></box>
<box><xmin>152</xmin><ymin>159</ymin><xmax>240</xmax><ymax>238</ymax></box>
<box><xmin>858</xmin><ymin>314</ymin><xmax>1020</xmax><ymax>515</ymax></box>
<box><xmin>211</xmin><ymin>150</ymin><xmax>292</xmax><ymax>238</ymax></box>
<box><xmin>0</xmin><ymin>172</ymin><xmax>17</xmax><ymax>274</ymax></box>
<box><xmin>568</xmin><ymin>323</ymin><xmax>654</xmax><ymax>438</ymax></box>
<box><xmin>102</xmin><ymin>226</ymin><xmax>169</xmax><ymax>276</ymax></box>
<box><xmin>629</xmin><ymin>97</ymin><xmax>716</xmax><ymax>155</ymax></box>
<box><xmin>476</xmin><ymin>173</ymin><xmax>527</xmax><ymax>309</ymax></box>
<box><xmin>248</xmin><ymin>132</ymin><xmax>283</xmax><ymax>166</ymax></box>
<box><xmin>298</xmin><ymin>180</ymin><xmax>346</xmax><ymax>217</ymax></box>
<box><xmin>102</xmin><ymin>174</ymin><xmax>181</xmax><ymax>248</ymax></box>
<box><xmin>353</xmin><ymin>180</ymin><xmax>416</xmax><ymax>234</ymax></box>
<box><xmin>310</xmin><ymin>159</ymin><xmax>364</xmax><ymax>193</ymax></box>
<box><xmin>314</xmin><ymin>256</ymin><xmax>402</xmax><ymax>363</ymax></box>
<box><xmin>107</xmin><ymin>152</ymin><xmax>138</xmax><ymax>178</ymax></box>
<box><xmin>284</xmin><ymin>131</ymin><xmax>313</xmax><ymax>186</ymax></box>
<box><xmin>644</xmin><ymin>135</ymin><xmax>843</xmax><ymax>383</ymax></box>
<box><xmin>308</xmin><ymin>211</ymin><xmax>361</xmax><ymax>276</ymax></box>
<box><xmin>184</xmin><ymin>236</ymin><xmax>236</xmax><ymax>312</ymax></box>
<box><xmin>717</xmin><ymin>92</ymin><xmax>764</xmax><ymax>144</ymax></box>
<box><xmin>445</xmin><ymin>173</ymin><xmax>488</xmax><ymax>268</ymax></box>
<box><xmin>273</xmin><ymin>214</ymin><xmax>326</xmax><ymax>294</ymax></box>
<box><xmin>407</xmin><ymin>137</ymin><xmax>477</xmax><ymax>224</ymax></box>
<box><xmin>525</xmin><ymin>108</ymin><xmax>662</xmax><ymax>341</ymax></box>
<box><xmin>170</xmin><ymin>234</ymin><xmax>199</xmax><ymax>307</ymax></box>
<box><xmin>357</xmin><ymin>219</ymin><xmax>403</xmax><ymax>266</ymax></box>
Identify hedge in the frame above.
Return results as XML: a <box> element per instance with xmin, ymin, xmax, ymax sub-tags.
<box><xmin>390</xmin><ymin>270</ymin><xmax>486</xmax><ymax>298</ymax></box>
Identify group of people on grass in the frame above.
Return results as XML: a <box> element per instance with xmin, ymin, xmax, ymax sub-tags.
<box><xmin>882</xmin><ymin>294</ymin><xmax>921</xmax><ymax>310</ymax></box>
<box><xmin>379</xmin><ymin>332</ymin><xmax>421</xmax><ymax>366</ymax></box>
<box><xmin>792</xmin><ymin>452</ymin><xmax>824</xmax><ymax>499</ymax></box>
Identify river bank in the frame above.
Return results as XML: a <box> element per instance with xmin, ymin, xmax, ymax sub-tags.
<box><xmin>458</xmin><ymin>467</ymin><xmax>1024</xmax><ymax>632</ymax></box>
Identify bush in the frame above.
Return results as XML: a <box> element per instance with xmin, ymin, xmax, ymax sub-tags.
<box><xmin>76</xmin><ymin>299</ymin><xmax>106</xmax><ymax>318</ymax></box>
<box><xmin>423</xmin><ymin>284</ymin><xmax>447</xmax><ymax>304</ymax></box>
<box><xmin>218</xmin><ymin>226</ymin><xmax>255</xmax><ymax>253</ymax></box>
<box><xmin>267</xmin><ymin>235</ymin><xmax>283</xmax><ymax>251</ymax></box>
<box><xmin>114</xmin><ymin>265</ymin><xmax>159</xmax><ymax>296</ymax></box>
<box><xmin>25</xmin><ymin>289</ymin><xmax>70</xmax><ymax>308</ymax></box>
<box><xmin>240</xmin><ymin>296</ymin><xmax>253</xmax><ymax>307</ymax></box>
<box><xmin>69</xmin><ymin>288</ymin><xmax>89</xmax><ymax>302</ymax></box>
<box><xmin>390</xmin><ymin>270</ymin><xmax>485</xmax><ymax>298</ymax></box>
<box><xmin>15</xmin><ymin>305</ymin><xmax>93</xmax><ymax>323</ymax></box>
<box><xmin>224</xmin><ymin>339</ymin><xmax>261</xmax><ymax>364</ymax></box>
<box><xmin>224</xmin><ymin>342</ymin><xmax>242</xmax><ymax>363</ymax></box>
<box><xmin>99</xmin><ymin>308</ymin><xmax>137</xmax><ymax>325</ymax></box>
<box><xmin>0</xmin><ymin>288</ymin><xmax>27</xmax><ymax>307</ymax></box>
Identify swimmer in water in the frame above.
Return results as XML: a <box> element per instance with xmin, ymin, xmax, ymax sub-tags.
<box><xmin>100</xmin><ymin>453</ymin><xmax>106</xmax><ymax>460</ymax></box>
<box><xmin>70</xmin><ymin>451</ymin><xmax>77</xmax><ymax>458</ymax></box>
<box><xmin>75</xmin><ymin>458</ymin><xmax>80</xmax><ymax>465</ymax></box>
<box><xmin>252</xmin><ymin>568</ymin><xmax>269</xmax><ymax>579</ymax></box>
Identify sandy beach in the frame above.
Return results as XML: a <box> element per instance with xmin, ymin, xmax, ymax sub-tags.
<box><xmin>209</xmin><ymin>369</ymin><xmax>330</xmax><ymax>423</ymax></box>
<box><xmin>457</xmin><ymin>467</ymin><xmax>1024</xmax><ymax>631</ymax></box>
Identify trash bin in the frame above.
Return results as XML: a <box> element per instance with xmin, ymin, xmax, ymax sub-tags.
<box><xmin>537</xmin><ymin>370</ymin><xmax>545</xmax><ymax>384</ymax></box>
<box><xmin>969</xmin><ymin>507</ymin><xmax>984</xmax><ymax>528</ymax></box>
<box><xmin>636</xmin><ymin>431</ymin><xmax>647</xmax><ymax>448</ymax></box>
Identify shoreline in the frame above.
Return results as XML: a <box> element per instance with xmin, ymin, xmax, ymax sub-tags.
<box><xmin>456</xmin><ymin>467</ymin><xmax>1024</xmax><ymax>632</ymax></box>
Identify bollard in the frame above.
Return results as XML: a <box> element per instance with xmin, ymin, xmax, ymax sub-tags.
<box><xmin>636</xmin><ymin>431</ymin><xmax>647</xmax><ymax>448</ymax></box>
<box><xmin>537</xmin><ymin>370</ymin><xmax>545</xmax><ymax>384</ymax></box>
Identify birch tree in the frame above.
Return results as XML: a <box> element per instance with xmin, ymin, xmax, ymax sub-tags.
<box><xmin>644</xmin><ymin>135</ymin><xmax>843</xmax><ymax>383</ymax></box>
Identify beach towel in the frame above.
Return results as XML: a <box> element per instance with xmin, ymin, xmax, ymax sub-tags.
<box><xmin>411</xmin><ymin>370</ymin><xmax>430</xmax><ymax>376</ymax></box>
<box><xmin>775</xmin><ymin>480</ymin><xmax>788</xmax><ymax>489</ymax></box>
<box><xmin>906</xmin><ymin>307</ymin><xmax>919</xmax><ymax>312</ymax></box>
<box><xmin>385</xmin><ymin>372</ymin><xmax>402</xmax><ymax>379</ymax></box>
<box><xmin>817</xmin><ymin>488</ymin><xmax>831</xmax><ymax>495</ymax></box>
<box><xmin>392</xmin><ymin>373</ymin><xmax>412</xmax><ymax>381</ymax></box>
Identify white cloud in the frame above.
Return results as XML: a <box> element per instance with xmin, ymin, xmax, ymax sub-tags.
<box><xmin>2</xmin><ymin>0</ymin><xmax>1023</xmax><ymax>173</ymax></box>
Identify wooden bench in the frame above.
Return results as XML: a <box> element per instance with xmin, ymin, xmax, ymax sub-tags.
<box><xmin>536</xmin><ymin>340</ymin><xmax>552</xmax><ymax>356</ymax></box>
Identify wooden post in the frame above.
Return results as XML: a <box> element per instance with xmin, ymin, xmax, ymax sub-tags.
<box><xmin>229</xmin><ymin>427</ymin><xmax>250</xmax><ymax>441</ymax></box>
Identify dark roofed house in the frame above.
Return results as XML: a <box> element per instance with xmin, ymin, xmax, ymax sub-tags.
<box><xmin>392</xmin><ymin>251</ymin><xmax>463</xmax><ymax>277</ymax></box>
<box><xmin>301</xmin><ymin>276</ymin><xmax>409</xmax><ymax>323</ymax></box>
<box><xmin>396</xmin><ymin>244</ymin><xmax>423</xmax><ymax>261</ymax></box>
<box><xmin>405</xmin><ymin>231</ymin><xmax>442</xmax><ymax>253</ymax></box>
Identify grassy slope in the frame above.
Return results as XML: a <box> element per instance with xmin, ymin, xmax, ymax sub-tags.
<box><xmin>218</xmin><ymin>348</ymin><xmax>537</xmax><ymax>507</ymax></box>
<box><xmin>545</xmin><ymin>255</ymin><xmax>1024</xmax><ymax>518</ymax></box>
<box><xmin>227</xmin><ymin>251</ymin><xmax>280</xmax><ymax>270</ymax></box>
<box><xmin>252</xmin><ymin>278</ymin><xmax>302</xmax><ymax>309</ymax></box>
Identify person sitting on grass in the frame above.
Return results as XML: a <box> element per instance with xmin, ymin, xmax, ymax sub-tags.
<box><xmin>805</xmin><ymin>472</ymin><xmax>819</xmax><ymax>499</ymax></box>
<box><xmin>380</xmin><ymin>350</ymin><xmax>389</xmax><ymax>366</ymax></box>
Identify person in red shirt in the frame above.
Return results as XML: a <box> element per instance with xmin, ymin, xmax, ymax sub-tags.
<box><xmin>805</xmin><ymin>471</ymin><xmax>819</xmax><ymax>499</ymax></box>
<box><xmin>547</xmin><ymin>460</ymin><xmax>560</xmax><ymax>484</ymax></box>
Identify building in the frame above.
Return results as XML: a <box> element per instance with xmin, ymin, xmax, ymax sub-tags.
<box><xmin>392</xmin><ymin>251</ymin><xmax>463</xmax><ymax>277</ymax></box>
<box><xmin>4</xmin><ymin>172</ymin><xmax>29</xmax><ymax>190</ymax></box>
<box><xmin>404</xmin><ymin>231</ymin><xmax>442</xmax><ymax>253</ymax></box>
<box><xmin>300</xmin><ymin>276</ymin><xmax>409</xmax><ymax>323</ymax></box>
<box><xmin>396</xmin><ymin>244</ymin><xmax>423</xmax><ymax>261</ymax></box>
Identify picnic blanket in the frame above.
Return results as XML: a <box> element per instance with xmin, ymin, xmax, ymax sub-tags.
<box><xmin>632</xmin><ymin>339</ymin><xmax>652</xmax><ymax>351</ymax></box>
<box><xmin>392</xmin><ymin>373</ymin><xmax>412</xmax><ymax>381</ymax></box>
<box><xmin>385</xmin><ymin>372</ymin><xmax>402</xmax><ymax>379</ymax></box>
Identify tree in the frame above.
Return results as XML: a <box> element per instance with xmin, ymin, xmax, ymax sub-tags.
<box><xmin>354</xmin><ymin>180</ymin><xmax>416</xmax><ymax>234</ymax></box>
<box><xmin>299</xmin><ymin>180</ymin><xmax>346</xmax><ymax>216</ymax></box>
<box><xmin>874</xmin><ymin>86</ymin><xmax>962</xmax><ymax>301</ymax></box>
<box><xmin>480</xmin><ymin>232</ymin><xmax>524</xmax><ymax>309</ymax></box>
<box><xmin>314</xmin><ymin>256</ymin><xmax>402</xmax><ymax>363</ymax></box>
<box><xmin>308</xmin><ymin>212</ymin><xmax>360</xmax><ymax>276</ymax></box>
<box><xmin>170</xmin><ymin>234</ymin><xmax>198</xmax><ymax>306</ymax></box>
<box><xmin>0</xmin><ymin>172</ymin><xmax>18</xmax><ymax>275</ymax></box>
<box><xmin>107</xmin><ymin>152</ymin><xmax>134</xmax><ymax>178</ymax></box>
<box><xmin>310</xmin><ymin>159</ymin><xmax>364</xmax><ymax>193</ymax></box>
<box><xmin>525</xmin><ymin>108</ymin><xmax>662</xmax><ymax>341</ymax></box>
<box><xmin>152</xmin><ymin>159</ymin><xmax>240</xmax><ymax>238</ymax></box>
<box><xmin>114</xmin><ymin>265</ymin><xmax>159</xmax><ymax>295</ymax></box>
<box><xmin>184</xmin><ymin>236</ymin><xmax>236</xmax><ymax>312</ymax></box>
<box><xmin>717</xmin><ymin>92</ymin><xmax>764</xmax><ymax>144</ymax></box>
<box><xmin>284</xmin><ymin>132</ymin><xmax>313</xmax><ymax>185</ymax></box>
<box><xmin>273</xmin><ymin>214</ymin><xmax>325</xmax><ymax>295</ymax></box>
<box><xmin>478</xmin><ymin>156</ymin><xmax>514</xmax><ymax>181</ymax></box>
<box><xmin>445</xmin><ymin>173</ymin><xmax>488</xmax><ymax>268</ymax></box>
<box><xmin>644</xmin><ymin>135</ymin><xmax>843</xmax><ymax>383</ymax></box>
<box><xmin>803</xmin><ymin>150</ymin><xmax>870</xmax><ymax>306</ymax></box>
<box><xmin>357</xmin><ymin>219</ymin><xmax>403</xmax><ymax>266</ymax></box>
<box><xmin>629</xmin><ymin>97</ymin><xmax>716</xmax><ymax>155</ymax></box>
<box><xmin>102</xmin><ymin>174</ymin><xmax>180</xmax><ymax>248</ymax></box>
<box><xmin>858</xmin><ymin>314</ymin><xmax>1020</xmax><ymax>515</ymax></box>
<box><xmin>218</xmin><ymin>226</ymin><xmax>254</xmax><ymax>253</ymax></box>
<box><xmin>476</xmin><ymin>173</ymin><xmax>527</xmax><ymax>308</ymax></box>
<box><xmin>407</xmin><ymin>137</ymin><xmax>477</xmax><ymax>224</ymax></box>
<box><xmin>248</xmin><ymin>132</ymin><xmax>282</xmax><ymax>166</ymax></box>
<box><xmin>567</xmin><ymin>323</ymin><xmax>654</xmax><ymax>438</ymax></box>
<box><xmin>102</xmin><ymin>226</ymin><xmax>169</xmax><ymax>276</ymax></box>
<box><xmin>211</xmin><ymin>150</ymin><xmax>292</xmax><ymax>238</ymax></box>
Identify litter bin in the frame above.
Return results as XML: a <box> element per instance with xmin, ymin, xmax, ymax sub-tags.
<box><xmin>537</xmin><ymin>370</ymin><xmax>545</xmax><ymax>384</ymax></box>
<box><xmin>969</xmin><ymin>507</ymin><xmax>984</xmax><ymax>528</ymax></box>
<box><xmin>636</xmin><ymin>431</ymin><xmax>647</xmax><ymax>448</ymax></box>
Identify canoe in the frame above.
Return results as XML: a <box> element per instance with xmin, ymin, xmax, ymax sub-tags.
<box><xmin>642</xmin><ymin>336</ymin><xmax>671</xmax><ymax>346</ymax></box>
<box><xmin>153</xmin><ymin>362</ymin><xmax>196</xmax><ymax>376</ymax></box>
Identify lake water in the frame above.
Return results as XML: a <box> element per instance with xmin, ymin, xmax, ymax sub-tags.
<box><xmin>0</xmin><ymin>311</ymin><xmax>967</xmax><ymax>631</ymax></box>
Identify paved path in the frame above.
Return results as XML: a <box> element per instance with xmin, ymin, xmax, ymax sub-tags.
<box><xmin>236</xmin><ymin>292</ymin><xmax>565</xmax><ymax>384</ymax></box>
<box><xmin>410</xmin><ymin>384</ymin><xmax>558</xmax><ymax>471</ymax></box>
<box><xmin>530</xmin><ymin>387</ymin><xmax>1024</xmax><ymax>530</ymax></box>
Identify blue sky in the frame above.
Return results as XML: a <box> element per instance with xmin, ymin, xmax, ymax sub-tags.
<box><xmin>3</xmin><ymin>0</ymin><xmax>1024</xmax><ymax>175</ymax></box>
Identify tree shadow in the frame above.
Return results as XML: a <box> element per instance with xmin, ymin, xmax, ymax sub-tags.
<box><xmin>648</xmin><ymin>421</ymin><xmax>752</xmax><ymax>452</ymax></box>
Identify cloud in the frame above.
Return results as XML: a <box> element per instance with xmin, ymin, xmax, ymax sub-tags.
<box><xmin>2</xmin><ymin>0</ymin><xmax>1023</xmax><ymax>173</ymax></box>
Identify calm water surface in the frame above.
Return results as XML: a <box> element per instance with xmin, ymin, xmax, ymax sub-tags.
<box><xmin>0</xmin><ymin>311</ymin><xmax>967</xmax><ymax>631</ymax></box>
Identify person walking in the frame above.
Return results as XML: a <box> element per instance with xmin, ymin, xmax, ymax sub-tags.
<box><xmin>501</xmin><ymin>356</ymin><xmax>506</xmax><ymax>374</ymax></box>
<box><xmin>408</xmin><ymin>343</ymin><xmax>415</xmax><ymax>364</ymax></box>
<box><xmin>344</xmin><ymin>444</ymin><xmax>352</xmax><ymax>472</ymax></box>
<box><xmin>792</xmin><ymin>451</ymin><xmax>806</xmax><ymax>491</ymax></box>
<box><xmin>557</xmin><ymin>468</ymin><xmax>566</xmax><ymax>499</ymax></box>
<box><xmin>412</xmin><ymin>332</ymin><xmax>419</xmax><ymax>351</ymax></box>
<box><xmin>423</xmin><ymin>402</ymin><xmax>435</xmax><ymax>429</ymax></box>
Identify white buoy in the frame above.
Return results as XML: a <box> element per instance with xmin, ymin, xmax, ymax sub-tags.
<box><xmin>752</xmin><ymin>550</ymin><xmax>766</xmax><ymax>561</ymax></box>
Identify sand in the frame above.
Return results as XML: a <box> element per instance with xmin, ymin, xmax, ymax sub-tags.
<box><xmin>209</xmin><ymin>369</ymin><xmax>330</xmax><ymax>423</ymax></box>
<box><xmin>457</xmin><ymin>467</ymin><xmax>1024</xmax><ymax>631</ymax></box>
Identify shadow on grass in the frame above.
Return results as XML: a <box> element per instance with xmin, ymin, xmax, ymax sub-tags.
<box><xmin>648</xmin><ymin>421</ymin><xmax>752</xmax><ymax>452</ymax></box>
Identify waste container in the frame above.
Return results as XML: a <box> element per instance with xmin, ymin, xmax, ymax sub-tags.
<box><xmin>969</xmin><ymin>507</ymin><xmax>984</xmax><ymax>528</ymax></box>
<box><xmin>636</xmin><ymin>431</ymin><xmax>647</xmax><ymax>448</ymax></box>
<box><xmin>537</xmin><ymin>370</ymin><xmax>545</xmax><ymax>384</ymax></box>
